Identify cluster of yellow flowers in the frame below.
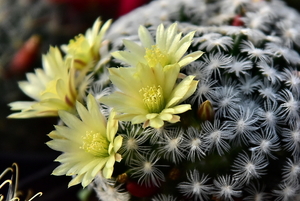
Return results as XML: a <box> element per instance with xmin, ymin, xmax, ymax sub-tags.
<box><xmin>8</xmin><ymin>19</ymin><xmax>203</xmax><ymax>188</ymax></box>
<box><xmin>8</xmin><ymin>18</ymin><xmax>111</xmax><ymax>118</ymax></box>
<box><xmin>101</xmin><ymin>23</ymin><xmax>203</xmax><ymax>128</ymax></box>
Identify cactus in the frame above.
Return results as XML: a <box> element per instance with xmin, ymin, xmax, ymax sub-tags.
<box><xmin>8</xmin><ymin>0</ymin><xmax>300</xmax><ymax>200</ymax></box>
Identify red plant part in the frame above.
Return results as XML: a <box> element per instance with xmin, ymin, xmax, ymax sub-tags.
<box><xmin>7</xmin><ymin>35</ymin><xmax>41</xmax><ymax>78</ymax></box>
<box><xmin>232</xmin><ymin>14</ymin><xmax>244</xmax><ymax>27</ymax></box>
<box><xmin>126</xmin><ymin>180</ymin><xmax>160</xmax><ymax>198</ymax></box>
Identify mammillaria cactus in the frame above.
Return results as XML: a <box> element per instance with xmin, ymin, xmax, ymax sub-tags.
<box><xmin>7</xmin><ymin>0</ymin><xmax>300</xmax><ymax>200</ymax></box>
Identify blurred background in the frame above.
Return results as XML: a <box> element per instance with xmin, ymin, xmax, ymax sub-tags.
<box><xmin>0</xmin><ymin>0</ymin><xmax>298</xmax><ymax>200</ymax></box>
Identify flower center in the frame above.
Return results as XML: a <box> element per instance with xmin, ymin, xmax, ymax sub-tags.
<box><xmin>80</xmin><ymin>131</ymin><xmax>109</xmax><ymax>157</ymax></box>
<box><xmin>139</xmin><ymin>85</ymin><xmax>165</xmax><ymax>113</ymax></box>
<box><xmin>68</xmin><ymin>34</ymin><xmax>92</xmax><ymax>69</ymax></box>
<box><xmin>144</xmin><ymin>45</ymin><xmax>169</xmax><ymax>67</ymax></box>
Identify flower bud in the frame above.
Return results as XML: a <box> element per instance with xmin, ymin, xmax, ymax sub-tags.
<box><xmin>197</xmin><ymin>100</ymin><xmax>215</xmax><ymax>122</ymax></box>
<box><xmin>116</xmin><ymin>173</ymin><xmax>128</xmax><ymax>184</ymax></box>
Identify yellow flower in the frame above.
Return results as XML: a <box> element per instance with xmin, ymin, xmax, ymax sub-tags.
<box><xmin>111</xmin><ymin>22</ymin><xmax>204</xmax><ymax>68</ymax></box>
<box><xmin>47</xmin><ymin>94</ymin><xmax>123</xmax><ymax>188</ymax></box>
<box><xmin>61</xmin><ymin>18</ymin><xmax>112</xmax><ymax>70</ymax></box>
<box><xmin>8</xmin><ymin>46</ymin><xmax>78</xmax><ymax>118</ymax></box>
<box><xmin>100</xmin><ymin>63</ymin><xmax>198</xmax><ymax>128</ymax></box>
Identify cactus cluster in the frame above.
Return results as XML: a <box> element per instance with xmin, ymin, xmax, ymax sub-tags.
<box><xmin>7</xmin><ymin>0</ymin><xmax>300</xmax><ymax>201</ymax></box>
<box><xmin>93</xmin><ymin>0</ymin><xmax>300</xmax><ymax>200</ymax></box>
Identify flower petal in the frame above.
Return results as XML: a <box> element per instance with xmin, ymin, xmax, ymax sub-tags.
<box><xmin>106</xmin><ymin>109</ymin><xmax>118</xmax><ymax>142</ymax></box>
<box><xmin>131</xmin><ymin>114</ymin><xmax>148</xmax><ymax>124</ymax></box>
<box><xmin>149</xmin><ymin>117</ymin><xmax>164</xmax><ymax>128</ymax></box>
<box><xmin>163</xmin><ymin>104</ymin><xmax>191</xmax><ymax>114</ymax></box>
<box><xmin>178</xmin><ymin>51</ymin><xmax>204</xmax><ymax>67</ymax></box>
<box><xmin>123</xmin><ymin>39</ymin><xmax>146</xmax><ymax>59</ymax></box>
<box><xmin>162</xmin><ymin>64</ymin><xmax>180</xmax><ymax>97</ymax></box>
<box><xmin>113</xmin><ymin>135</ymin><xmax>123</xmax><ymax>153</ymax></box>
<box><xmin>58</xmin><ymin>110</ymin><xmax>87</xmax><ymax>130</ymax></box>
<box><xmin>111</xmin><ymin>51</ymin><xmax>144</xmax><ymax>66</ymax></box>
<box><xmin>68</xmin><ymin>174</ymin><xmax>84</xmax><ymax>187</ymax></box>
<box><xmin>166</xmin><ymin>76</ymin><xmax>197</xmax><ymax>107</ymax></box>
<box><xmin>101</xmin><ymin>92</ymin><xmax>146</xmax><ymax>114</ymax></box>
<box><xmin>139</xmin><ymin>25</ymin><xmax>155</xmax><ymax>48</ymax></box>
<box><xmin>107</xmin><ymin>67</ymin><xmax>142</xmax><ymax>98</ymax></box>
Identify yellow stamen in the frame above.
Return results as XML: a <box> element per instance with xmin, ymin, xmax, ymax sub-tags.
<box><xmin>144</xmin><ymin>45</ymin><xmax>169</xmax><ymax>67</ymax></box>
<box><xmin>67</xmin><ymin>34</ymin><xmax>93</xmax><ymax>69</ymax></box>
<box><xmin>80</xmin><ymin>131</ymin><xmax>109</xmax><ymax>157</ymax></box>
<box><xmin>139</xmin><ymin>85</ymin><xmax>164</xmax><ymax>113</ymax></box>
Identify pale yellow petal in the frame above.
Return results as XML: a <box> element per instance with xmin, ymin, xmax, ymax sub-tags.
<box><xmin>103</xmin><ymin>155</ymin><xmax>115</xmax><ymax>178</ymax></box>
<box><xmin>106</xmin><ymin>109</ymin><xmax>118</xmax><ymax>142</ymax></box>
<box><xmin>103</xmin><ymin>166</ymin><xmax>113</xmax><ymax>179</ymax></box>
<box><xmin>54</xmin><ymin>125</ymin><xmax>82</xmax><ymax>144</ymax></box>
<box><xmin>108</xmin><ymin>142</ymin><xmax>113</xmax><ymax>155</ymax></box>
<box><xmin>123</xmin><ymin>39</ymin><xmax>145</xmax><ymax>59</ymax></box>
<box><xmin>173</xmin><ymin>41</ymin><xmax>192</xmax><ymax>63</ymax></box>
<box><xmin>131</xmin><ymin>114</ymin><xmax>148</xmax><ymax>124</ymax></box>
<box><xmin>97</xmin><ymin>19</ymin><xmax>112</xmax><ymax>40</ymax></box>
<box><xmin>136</xmin><ymin>63</ymin><xmax>159</xmax><ymax>87</ymax></box>
<box><xmin>149</xmin><ymin>117</ymin><xmax>164</xmax><ymax>128</ymax></box>
<box><xmin>52</xmin><ymin>163</ymin><xmax>69</xmax><ymax>176</ymax></box>
<box><xmin>8</xmin><ymin>109</ymin><xmax>57</xmax><ymax>118</ymax></box>
<box><xmin>76</xmin><ymin>101</ymin><xmax>92</xmax><ymax>125</ymax></box>
<box><xmin>86</xmin><ymin>94</ymin><xmax>107</xmax><ymax>131</ymax></box>
<box><xmin>166</xmin><ymin>76</ymin><xmax>197</xmax><ymax>107</ymax></box>
<box><xmin>91</xmin><ymin>160</ymin><xmax>107</xmax><ymax>176</ymax></box>
<box><xmin>8</xmin><ymin>101</ymin><xmax>35</xmax><ymax>111</ymax></box>
<box><xmin>108</xmin><ymin>67</ymin><xmax>142</xmax><ymax>98</ymax></box>
<box><xmin>56</xmin><ymin>78</ymin><xmax>73</xmax><ymax>104</ymax></box>
<box><xmin>82</xmin><ymin>173</ymin><xmax>94</xmax><ymax>188</ymax></box>
<box><xmin>46</xmin><ymin>138</ymin><xmax>73</xmax><ymax>152</ymax></box>
<box><xmin>169</xmin><ymin>114</ymin><xmax>180</xmax><ymax>123</ymax></box>
<box><xmin>101</xmin><ymin>92</ymin><xmax>146</xmax><ymax>114</ymax></box>
<box><xmin>163</xmin><ymin>104</ymin><xmax>191</xmax><ymax>114</ymax></box>
<box><xmin>35</xmin><ymin>68</ymin><xmax>51</xmax><ymax>87</ymax></box>
<box><xmin>156</xmin><ymin>23</ymin><xmax>166</xmax><ymax>50</ymax></box>
<box><xmin>179</xmin><ymin>79</ymin><xmax>198</xmax><ymax>103</ymax></box>
<box><xmin>36</xmin><ymin>98</ymin><xmax>68</xmax><ymax>111</ymax></box>
<box><xmin>146</xmin><ymin>113</ymin><xmax>159</xmax><ymax>119</ymax></box>
<box><xmin>18</xmin><ymin>76</ymin><xmax>43</xmax><ymax>100</ymax></box>
<box><xmin>178</xmin><ymin>51</ymin><xmax>204</xmax><ymax>67</ymax></box>
<box><xmin>115</xmin><ymin>113</ymin><xmax>140</xmax><ymax>121</ymax></box>
<box><xmin>68</xmin><ymin>174</ymin><xmax>84</xmax><ymax>187</ymax></box>
<box><xmin>111</xmin><ymin>51</ymin><xmax>143</xmax><ymax>66</ymax></box>
<box><xmin>158</xmin><ymin>113</ymin><xmax>173</xmax><ymax>121</ymax></box>
<box><xmin>105</xmin><ymin>155</ymin><xmax>115</xmax><ymax>168</ymax></box>
<box><xmin>58</xmin><ymin>110</ymin><xmax>87</xmax><ymax>131</ymax></box>
<box><xmin>78</xmin><ymin>159</ymin><xmax>101</xmax><ymax>175</ymax></box>
<box><xmin>138</xmin><ymin>25</ymin><xmax>154</xmax><ymax>48</ymax></box>
<box><xmin>166</xmin><ymin>33</ymin><xmax>182</xmax><ymax>55</ymax></box>
<box><xmin>165</xmin><ymin>23</ymin><xmax>179</xmax><ymax>50</ymax></box>
<box><xmin>176</xmin><ymin>31</ymin><xmax>195</xmax><ymax>48</ymax></box>
<box><xmin>48</xmin><ymin>130</ymin><xmax>62</xmax><ymax>139</ymax></box>
<box><xmin>162</xmin><ymin>64</ymin><xmax>180</xmax><ymax>97</ymax></box>
<box><xmin>113</xmin><ymin>135</ymin><xmax>123</xmax><ymax>153</ymax></box>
